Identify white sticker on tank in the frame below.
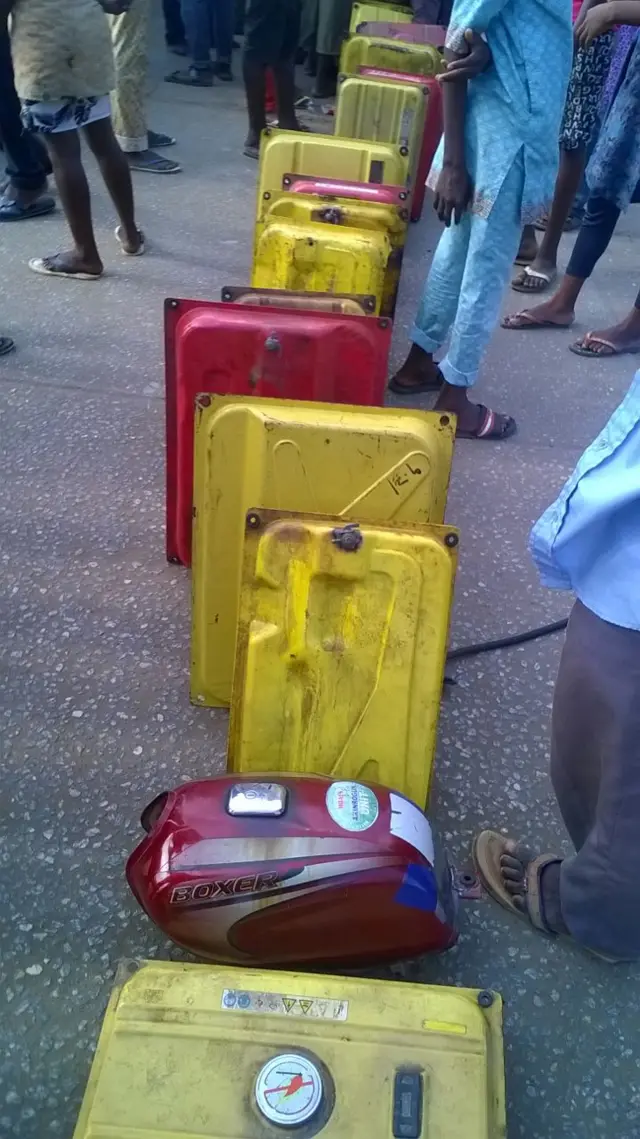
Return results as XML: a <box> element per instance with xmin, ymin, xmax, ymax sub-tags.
<box><xmin>221</xmin><ymin>989</ymin><xmax>348</xmax><ymax>1020</ymax></box>
<box><xmin>389</xmin><ymin>793</ymin><xmax>435</xmax><ymax>865</ymax></box>
<box><xmin>326</xmin><ymin>781</ymin><xmax>379</xmax><ymax>832</ymax></box>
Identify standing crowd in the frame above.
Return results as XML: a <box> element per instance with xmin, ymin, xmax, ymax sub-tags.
<box><xmin>2</xmin><ymin>0</ymin><xmax>640</xmax><ymax>964</ymax></box>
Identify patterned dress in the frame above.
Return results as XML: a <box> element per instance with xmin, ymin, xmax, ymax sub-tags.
<box><xmin>587</xmin><ymin>35</ymin><xmax>640</xmax><ymax>209</ymax></box>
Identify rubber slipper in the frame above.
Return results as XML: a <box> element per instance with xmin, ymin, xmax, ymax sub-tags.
<box><xmin>127</xmin><ymin>151</ymin><xmax>181</xmax><ymax>174</ymax></box>
<box><xmin>473</xmin><ymin>830</ymin><xmax>559</xmax><ymax>933</ymax></box>
<box><xmin>148</xmin><ymin>130</ymin><xmax>176</xmax><ymax>148</ymax></box>
<box><xmin>457</xmin><ymin>405</ymin><xmax>517</xmax><ymax>441</ymax></box>
<box><xmin>569</xmin><ymin>333</ymin><xmax>640</xmax><ymax>358</ymax></box>
<box><xmin>473</xmin><ymin>829</ymin><xmax>626</xmax><ymax>962</ymax></box>
<box><xmin>0</xmin><ymin>194</ymin><xmax>55</xmax><ymax>222</ymax></box>
<box><xmin>114</xmin><ymin>226</ymin><xmax>145</xmax><ymax>256</ymax></box>
<box><xmin>511</xmin><ymin>266</ymin><xmax>557</xmax><ymax>294</ymax></box>
<box><xmin>28</xmin><ymin>256</ymin><xmax>102</xmax><ymax>280</ymax></box>
<box><xmin>165</xmin><ymin>68</ymin><xmax>213</xmax><ymax>87</ymax></box>
<box><xmin>243</xmin><ymin>144</ymin><xmax>260</xmax><ymax>160</ymax></box>
<box><xmin>0</xmin><ymin>336</ymin><xmax>15</xmax><ymax>357</ymax></box>
<box><xmin>387</xmin><ymin>369</ymin><xmax>443</xmax><ymax>395</ymax></box>
<box><xmin>502</xmin><ymin>310</ymin><xmax>574</xmax><ymax>331</ymax></box>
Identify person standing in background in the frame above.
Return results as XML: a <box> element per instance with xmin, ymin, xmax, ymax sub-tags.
<box><xmin>313</xmin><ymin>0</ymin><xmax>354</xmax><ymax>97</ymax></box>
<box><xmin>511</xmin><ymin>0</ymin><xmax>614</xmax><ymax>295</ymax></box>
<box><xmin>388</xmin><ymin>0</ymin><xmax>573</xmax><ymax>439</ymax></box>
<box><xmin>0</xmin><ymin>20</ymin><xmax>54</xmax><ymax>220</ymax></box>
<box><xmin>110</xmin><ymin>0</ymin><xmax>182</xmax><ymax>172</ymax></box>
<box><xmin>242</xmin><ymin>0</ymin><xmax>306</xmax><ymax>158</ymax></box>
<box><xmin>162</xmin><ymin>0</ymin><xmax>187</xmax><ymax>53</ymax></box>
<box><xmin>166</xmin><ymin>0</ymin><xmax>234</xmax><ymax>86</ymax></box>
<box><xmin>6</xmin><ymin>0</ymin><xmax>145</xmax><ymax>280</ymax></box>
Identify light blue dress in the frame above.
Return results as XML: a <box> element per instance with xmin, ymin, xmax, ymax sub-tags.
<box><xmin>412</xmin><ymin>0</ymin><xmax>573</xmax><ymax>389</ymax></box>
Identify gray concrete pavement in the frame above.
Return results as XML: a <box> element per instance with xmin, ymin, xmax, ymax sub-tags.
<box><xmin>2</xmin><ymin>22</ymin><xmax>640</xmax><ymax>1139</ymax></box>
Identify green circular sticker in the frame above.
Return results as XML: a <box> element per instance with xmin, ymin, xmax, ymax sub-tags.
<box><xmin>325</xmin><ymin>782</ymin><xmax>379</xmax><ymax>832</ymax></box>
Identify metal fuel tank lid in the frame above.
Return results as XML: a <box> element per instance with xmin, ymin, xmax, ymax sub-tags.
<box><xmin>255</xmin><ymin>1053</ymin><xmax>324</xmax><ymax>1127</ymax></box>
<box><xmin>227</xmin><ymin>782</ymin><xmax>287</xmax><ymax>817</ymax></box>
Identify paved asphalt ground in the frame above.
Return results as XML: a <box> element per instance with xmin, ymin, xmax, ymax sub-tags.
<box><xmin>2</xmin><ymin>18</ymin><xmax>640</xmax><ymax>1139</ymax></box>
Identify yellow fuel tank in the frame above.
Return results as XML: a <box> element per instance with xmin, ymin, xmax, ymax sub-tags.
<box><xmin>335</xmin><ymin>74</ymin><xmax>427</xmax><ymax>189</ymax></box>
<box><xmin>340</xmin><ymin>33</ymin><xmax>443</xmax><ymax>77</ymax></box>
<box><xmin>190</xmin><ymin>395</ymin><xmax>456</xmax><ymax>708</ymax></box>
<box><xmin>229</xmin><ymin>510</ymin><xmax>457</xmax><ymax>806</ymax></box>
<box><xmin>251</xmin><ymin>219</ymin><xmax>391</xmax><ymax>315</ymax></box>
<box><xmin>257</xmin><ymin>129</ymin><xmax>411</xmax><ymax>210</ymax></box>
<box><xmin>255</xmin><ymin>192</ymin><xmax>406</xmax><ymax>317</ymax></box>
<box><xmin>350</xmin><ymin>1</ymin><xmax>413</xmax><ymax>31</ymax></box>
<box><xmin>73</xmin><ymin>960</ymin><xmax>506</xmax><ymax>1139</ymax></box>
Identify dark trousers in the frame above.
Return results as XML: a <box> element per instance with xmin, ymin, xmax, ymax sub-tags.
<box><xmin>181</xmin><ymin>0</ymin><xmax>234</xmax><ymax>67</ymax></box>
<box><xmin>566</xmin><ymin>189</ymin><xmax>640</xmax><ymax>308</ymax></box>
<box><xmin>163</xmin><ymin>0</ymin><xmax>186</xmax><ymax>45</ymax></box>
<box><xmin>0</xmin><ymin>26</ymin><xmax>50</xmax><ymax>192</ymax></box>
<box><xmin>551</xmin><ymin>601</ymin><xmax>640</xmax><ymax>960</ymax></box>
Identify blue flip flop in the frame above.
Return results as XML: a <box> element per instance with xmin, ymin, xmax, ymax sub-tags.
<box><xmin>0</xmin><ymin>195</ymin><xmax>55</xmax><ymax>222</ymax></box>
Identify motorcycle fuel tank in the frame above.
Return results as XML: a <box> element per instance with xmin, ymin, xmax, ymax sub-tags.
<box><xmin>126</xmin><ymin>774</ymin><xmax>458</xmax><ymax>968</ymax></box>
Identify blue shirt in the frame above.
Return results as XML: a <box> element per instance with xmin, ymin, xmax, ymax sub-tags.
<box><xmin>428</xmin><ymin>0</ymin><xmax>573</xmax><ymax>221</ymax></box>
<box><xmin>531</xmin><ymin>371</ymin><xmax>640</xmax><ymax>632</ymax></box>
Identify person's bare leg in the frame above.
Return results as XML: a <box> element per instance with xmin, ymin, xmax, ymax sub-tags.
<box><xmin>390</xmin><ymin>342</ymin><xmax>442</xmax><ymax>390</ymax></box>
<box><xmin>513</xmin><ymin>150</ymin><xmax>585</xmax><ymax>293</ymax></box>
<box><xmin>272</xmin><ymin>58</ymin><xmax>300</xmax><ymax>130</ymax></box>
<box><xmin>83</xmin><ymin>117</ymin><xmax>142</xmax><ymax>253</ymax></box>
<box><xmin>40</xmin><ymin>130</ymin><xmax>103</xmax><ymax>276</ymax></box>
<box><xmin>515</xmin><ymin>225</ymin><xmax>538</xmax><ymax>265</ymax></box>
<box><xmin>243</xmin><ymin>55</ymin><xmax>267</xmax><ymax>153</ymax></box>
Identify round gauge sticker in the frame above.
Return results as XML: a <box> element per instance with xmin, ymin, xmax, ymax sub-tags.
<box><xmin>326</xmin><ymin>781</ymin><xmax>379</xmax><ymax>832</ymax></box>
<box><xmin>255</xmin><ymin>1053</ymin><xmax>323</xmax><ymax>1127</ymax></box>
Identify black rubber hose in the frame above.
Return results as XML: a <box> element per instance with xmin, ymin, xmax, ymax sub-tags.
<box><xmin>446</xmin><ymin>618</ymin><xmax>569</xmax><ymax>663</ymax></box>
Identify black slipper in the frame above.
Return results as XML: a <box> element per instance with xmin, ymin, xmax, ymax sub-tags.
<box><xmin>0</xmin><ymin>194</ymin><xmax>55</xmax><ymax>222</ymax></box>
<box><xmin>0</xmin><ymin>336</ymin><xmax>15</xmax><ymax>356</ymax></box>
<box><xmin>165</xmin><ymin>68</ymin><xmax>213</xmax><ymax>87</ymax></box>
<box><xmin>387</xmin><ymin>369</ymin><xmax>443</xmax><ymax>395</ymax></box>
<box><xmin>148</xmin><ymin>130</ymin><xmax>176</xmax><ymax>148</ymax></box>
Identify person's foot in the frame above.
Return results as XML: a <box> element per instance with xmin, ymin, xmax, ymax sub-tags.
<box><xmin>0</xmin><ymin>183</ymin><xmax>55</xmax><ymax>221</ymax></box>
<box><xmin>243</xmin><ymin>129</ymin><xmax>262</xmax><ymax>159</ymax></box>
<box><xmin>569</xmin><ymin>312</ymin><xmax>640</xmax><ymax>358</ymax></box>
<box><xmin>388</xmin><ymin>343</ymin><xmax>442</xmax><ymax>394</ymax></box>
<box><xmin>166</xmin><ymin>40</ymin><xmax>188</xmax><ymax>55</ymax></box>
<box><xmin>127</xmin><ymin>149</ymin><xmax>182</xmax><ymax>174</ymax></box>
<box><xmin>114</xmin><ymin>225</ymin><xmax>145</xmax><ymax>256</ymax></box>
<box><xmin>213</xmin><ymin>61</ymin><xmax>233</xmax><ymax>81</ymax></box>
<box><xmin>502</xmin><ymin>291</ymin><xmax>575</xmax><ymax>330</ymax></box>
<box><xmin>0</xmin><ymin>335</ymin><xmax>15</xmax><ymax>357</ymax></box>
<box><xmin>28</xmin><ymin>250</ymin><xmax>103</xmax><ymax>280</ymax></box>
<box><xmin>511</xmin><ymin>257</ymin><xmax>557</xmax><ymax>293</ymax></box>
<box><xmin>434</xmin><ymin>384</ymin><xmax>517</xmax><ymax>440</ymax></box>
<box><xmin>165</xmin><ymin>66</ymin><xmax>213</xmax><ymax>87</ymax></box>
<box><xmin>148</xmin><ymin>129</ymin><xmax>176</xmax><ymax>148</ymax></box>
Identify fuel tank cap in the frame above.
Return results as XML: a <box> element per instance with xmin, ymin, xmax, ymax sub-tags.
<box><xmin>227</xmin><ymin>782</ymin><xmax>287</xmax><ymax>817</ymax></box>
<box><xmin>255</xmin><ymin>1053</ymin><xmax>324</xmax><ymax>1127</ymax></box>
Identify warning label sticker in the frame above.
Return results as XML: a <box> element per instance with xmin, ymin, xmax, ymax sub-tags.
<box><xmin>221</xmin><ymin>989</ymin><xmax>349</xmax><ymax>1021</ymax></box>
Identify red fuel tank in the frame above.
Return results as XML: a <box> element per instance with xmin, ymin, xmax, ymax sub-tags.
<box><xmin>126</xmin><ymin>775</ymin><xmax>458</xmax><ymax>968</ymax></box>
<box><xmin>164</xmin><ymin>298</ymin><xmax>392</xmax><ymax>566</ymax></box>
